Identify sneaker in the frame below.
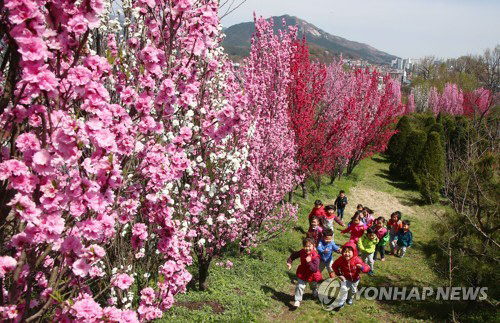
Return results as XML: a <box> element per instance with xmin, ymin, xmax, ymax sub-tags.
<box><xmin>346</xmin><ymin>298</ymin><xmax>353</xmax><ymax>305</ymax></box>
<box><xmin>368</xmin><ymin>270</ymin><xmax>374</xmax><ymax>276</ymax></box>
<box><xmin>293</xmin><ymin>301</ymin><xmax>300</xmax><ymax>308</ymax></box>
<box><xmin>312</xmin><ymin>289</ymin><xmax>318</xmax><ymax>299</ymax></box>
<box><xmin>381</xmin><ymin>258</ymin><xmax>385</xmax><ymax>262</ymax></box>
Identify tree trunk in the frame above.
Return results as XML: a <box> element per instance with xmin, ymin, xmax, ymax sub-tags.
<box><xmin>346</xmin><ymin>158</ymin><xmax>358</xmax><ymax>176</ymax></box>
<box><xmin>330</xmin><ymin>169</ymin><xmax>336</xmax><ymax>184</ymax></box>
<box><xmin>300</xmin><ymin>181</ymin><xmax>307</xmax><ymax>199</ymax></box>
<box><xmin>198</xmin><ymin>256</ymin><xmax>211</xmax><ymax>291</ymax></box>
<box><xmin>288</xmin><ymin>190</ymin><xmax>293</xmax><ymax>203</ymax></box>
<box><xmin>313</xmin><ymin>175</ymin><xmax>321</xmax><ymax>191</ymax></box>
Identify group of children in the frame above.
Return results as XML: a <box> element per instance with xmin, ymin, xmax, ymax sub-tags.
<box><xmin>287</xmin><ymin>191</ymin><xmax>413</xmax><ymax>309</ymax></box>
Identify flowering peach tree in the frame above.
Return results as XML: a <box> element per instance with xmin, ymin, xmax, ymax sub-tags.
<box><xmin>0</xmin><ymin>0</ymin><xmax>253</xmax><ymax>320</ymax></box>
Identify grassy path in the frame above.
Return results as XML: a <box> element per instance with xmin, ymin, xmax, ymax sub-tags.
<box><xmin>164</xmin><ymin>156</ymin><xmax>450</xmax><ymax>322</ymax></box>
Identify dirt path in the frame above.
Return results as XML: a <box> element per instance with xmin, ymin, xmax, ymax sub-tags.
<box><xmin>344</xmin><ymin>186</ymin><xmax>418</xmax><ymax>218</ymax></box>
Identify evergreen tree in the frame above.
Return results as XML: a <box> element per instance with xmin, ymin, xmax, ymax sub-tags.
<box><xmin>392</xmin><ymin>129</ymin><xmax>427</xmax><ymax>184</ymax></box>
<box><xmin>416</xmin><ymin>131</ymin><xmax>445</xmax><ymax>203</ymax></box>
<box><xmin>386</xmin><ymin>116</ymin><xmax>412</xmax><ymax>161</ymax></box>
<box><xmin>429</xmin><ymin>122</ymin><xmax>445</xmax><ymax>149</ymax></box>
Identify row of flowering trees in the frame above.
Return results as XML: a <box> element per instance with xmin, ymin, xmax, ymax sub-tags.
<box><xmin>287</xmin><ymin>41</ymin><xmax>405</xmax><ymax>193</ymax></box>
<box><xmin>0</xmin><ymin>0</ymin><xmax>404</xmax><ymax>320</ymax></box>
<box><xmin>407</xmin><ymin>83</ymin><xmax>494</xmax><ymax>117</ymax></box>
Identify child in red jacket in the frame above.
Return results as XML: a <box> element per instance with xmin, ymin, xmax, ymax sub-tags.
<box><xmin>331</xmin><ymin>241</ymin><xmax>371</xmax><ymax>307</ymax></box>
<box><xmin>287</xmin><ymin>237</ymin><xmax>323</xmax><ymax>308</ymax></box>
<box><xmin>308</xmin><ymin>200</ymin><xmax>326</xmax><ymax>221</ymax></box>
<box><xmin>341</xmin><ymin>212</ymin><xmax>367</xmax><ymax>244</ymax></box>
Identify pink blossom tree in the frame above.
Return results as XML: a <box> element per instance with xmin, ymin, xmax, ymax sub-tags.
<box><xmin>405</xmin><ymin>90</ymin><xmax>416</xmax><ymax>114</ymax></box>
<box><xmin>239</xmin><ymin>15</ymin><xmax>301</xmax><ymax>249</ymax></box>
<box><xmin>439</xmin><ymin>83</ymin><xmax>464</xmax><ymax>115</ymax></box>
<box><xmin>0</xmin><ymin>0</ymin><xmax>250</xmax><ymax>320</ymax></box>
<box><xmin>428</xmin><ymin>86</ymin><xmax>440</xmax><ymax>115</ymax></box>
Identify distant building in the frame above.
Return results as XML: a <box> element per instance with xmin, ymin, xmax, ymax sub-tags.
<box><xmin>389</xmin><ymin>70</ymin><xmax>403</xmax><ymax>82</ymax></box>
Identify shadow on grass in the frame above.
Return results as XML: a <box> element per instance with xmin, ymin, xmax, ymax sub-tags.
<box><xmin>375</xmin><ymin>169</ymin><xmax>415</xmax><ymax>191</ymax></box>
<box><xmin>397</xmin><ymin>195</ymin><xmax>425</xmax><ymax>207</ymax></box>
<box><xmin>261</xmin><ymin>285</ymin><xmax>297</xmax><ymax>311</ymax></box>
<box><xmin>293</xmin><ymin>226</ymin><xmax>306</xmax><ymax>235</ymax></box>
<box><xmin>371</xmin><ymin>156</ymin><xmax>391</xmax><ymax>164</ymax></box>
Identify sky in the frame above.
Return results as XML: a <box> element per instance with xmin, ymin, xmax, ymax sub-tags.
<box><xmin>219</xmin><ymin>0</ymin><xmax>500</xmax><ymax>59</ymax></box>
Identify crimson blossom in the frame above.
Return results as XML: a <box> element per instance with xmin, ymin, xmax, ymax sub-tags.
<box><xmin>287</xmin><ymin>38</ymin><xmax>328</xmax><ymax>195</ymax></box>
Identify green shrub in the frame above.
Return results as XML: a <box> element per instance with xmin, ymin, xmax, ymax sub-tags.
<box><xmin>392</xmin><ymin>129</ymin><xmax>427</xmax><ymax>184</ymax></box>
<box><xmin>386</xmin><ymin>115</ymin><xmax>412</xmax><ymax>162</ymax></box>
<box><xmin>416</xmin><ymin>131</ymin><xmax>445</xmax><ymax>203</ymax></box>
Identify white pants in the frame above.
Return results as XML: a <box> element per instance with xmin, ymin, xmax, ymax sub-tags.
<box><xmin>337</xmin><ymin>279</ymin><xmax>360</xmax><ymax>305</ymax></box>
<box><xmin>396</xmin><ymin>246</ymin><xmax>407</xmax><ymax>257</ymax></box>
<box><xmin>389</xmin><ymin>233</ymin><xmax>397</xmax><ymax>253</ymax></box>
<box><xmin>361</xmin><ymin>252</ymin><xmax>374</xmax><ymax>271</ymax></box>
<box><xmin>319</xmin><ymin>258</ymin><xmax>334</xmax><ymax>274</ymax></box>
<box><xmin>294</xmin><ymin>279</ymin><xmax>318</xmax><ymax>301</ymax></box>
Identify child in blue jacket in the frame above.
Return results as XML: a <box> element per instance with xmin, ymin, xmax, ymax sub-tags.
<box><xmin>393</xmin><ymin>220</ymin><xmax>413</xmax><ymax>258</ymax></box>
<box><xmin>317</xmin><ymin>228</ymin><xmax>341</xmax><ymax>278</ymax></box>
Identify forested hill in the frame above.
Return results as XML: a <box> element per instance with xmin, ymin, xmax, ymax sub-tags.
<box><xmin>223</xmin><ymin>15</ymin><xmax>398</xmax><ymax>64</ymax></box>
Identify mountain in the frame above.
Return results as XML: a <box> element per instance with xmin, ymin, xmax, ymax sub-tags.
<box><xmin>223</xmin><ymin>15</ymin><xmax>397</xmax><ymax>65</ymax></box>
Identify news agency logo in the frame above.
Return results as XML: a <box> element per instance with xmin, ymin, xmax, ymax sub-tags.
<box><xmin>318</xmin><ymin>279</ymin><xmax>488</xmax><ymax>312</ymax></box>
<box><xmin>317</xmin><ymin>277</ymin><xmax>347</xmax><ymax>310</ymax></box>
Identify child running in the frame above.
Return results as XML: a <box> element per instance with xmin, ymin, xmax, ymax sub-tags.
<box><xmin>357</xmin><ymin>227</ymin><xmax>379</xmax><ymax>276</ymax></box>
<box><xmin>373</xmin><ymin>217</ymin><xmax>389</xmax><ymax>262</ymax></box>
<box><xmin>287</xmin><ymin>237</ymin><xmax>323</xmax><ymax>308</ymax></box>
<box><xmin>341</xmin><ymin>212</ymin><xmax>367</xmax><ymax>244</ymax></box>
<box><xmin>393</xmin><ymin>220</ymin><xmax>413</xmax><ymax>258</ymax></box>
<box><xmin>334</xmin><ymin>190</ymin><xmax>348</xmax><ymax>220</ymax></box>
<box><xmin>331</xmin><ymin>241</ymin><xmax>371</xmax><ymax>307</ymax></box>
<box><xmin>307</xmin><ymin>216</ymin><xmax>323</xmax><ymax>246</ymax></box>
<box><xmin>323</xmin><ymin>205</ymin><xmax>345</xmax><ymax>233</ymax></box>
<box><xmin>317</xmin><ymin>228</ymin><xmax>341</xmax><ymax>278</ymax></box>
<box><xmin>388</xmin><ymin>211</ymin><xmax>402</xmax><ymax>255</ymax></box>
<box><xmin>309</xmin><ymin>200</ymin><xmax>326</xmax><ymax>221</ymax></box>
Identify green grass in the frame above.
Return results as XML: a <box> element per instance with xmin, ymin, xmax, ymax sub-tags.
<box><xmin>160</xmin><ymin>155</ymin><xmax>485</xmax><ymax>322</ymax></box>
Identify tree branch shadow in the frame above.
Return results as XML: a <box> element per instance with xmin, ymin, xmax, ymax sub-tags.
<box><xmin>261</xmin><ymin>285</ymin><xmax>297</xmax><ymax>311</ymax></box>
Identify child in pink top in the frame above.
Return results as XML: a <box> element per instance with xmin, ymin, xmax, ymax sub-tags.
<box><xmin>373</xmin><ymin>216</ymin><xmax>389</xmax><ymax>261</ymax></box>
<box><xmin>341</xmin><ymin>212</ymin><xmax>367</xmax><ymax>244</ymax></box>
<box><xmin>364</xmin><ymin>208</ymin><xmax>375</xmax><ymax>227</ymax></box>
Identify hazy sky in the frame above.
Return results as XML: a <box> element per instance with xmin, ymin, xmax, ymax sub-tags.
<box><xmin>220</xmin><ymin>0</ymin><xmax>500</xmax><ymax>59</ymax></box>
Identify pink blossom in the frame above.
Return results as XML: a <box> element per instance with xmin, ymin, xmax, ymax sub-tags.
<box><xmin>72</xmin><ymin>259</ymin><xmax>91</xmax><ymax>277</ymax></box>
<box><xmin>0</xmin><ymin>305</ymin><xmax>18</xmax><ymax>319</ymax></box>
<box><xmin>112</xmin><ymin>273</ymin><xmax>134</xmax><ymax>290</ymax></box>
<box><xmin>0</xmin><ymin>256</ymin><xmax>17</xmax><ymax>278</ymax></box>
<box><xmin>71</xmin><ymin>295</ymin><xmax>103</xmax><ymax>321</ymax></box>
<box><xmin>15</xmin><ymin>35</ymin><xmax>49</xmax><ymax>61</ymax></box>
<box><xmin>61</xmin><ymin>235</ymin><xmax>83</xmax><ymax>255</ymax></box>
<box><xmin>68</xmin><ymin>15</ymin><xmax>88</xmax><ymax>36</ymax></box>
<box><xmin>16</xmin><ymin>133</ymin><xmax>40</xmax><ymax>152</ymax></box>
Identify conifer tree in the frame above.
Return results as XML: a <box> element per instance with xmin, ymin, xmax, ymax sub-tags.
<box><xmin>417</xmin><ymin>131</ymin><xmax>445</xmax><ymax>203</ymax></box>
<box><xmin>393</xmin><ymin>130</ymin><xmax>427</xmax><ymax>184</ymax></box>
<box><xmin>387</xmin><ymin>115</ymin><xmax>412</xmax><ymax>161</ymax></box>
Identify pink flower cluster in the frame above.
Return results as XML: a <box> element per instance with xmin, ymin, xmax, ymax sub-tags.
<box><xmin>0</xmin><ymin>0</ymin><xmax>238</xmax><ymax>320</ymax></box>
